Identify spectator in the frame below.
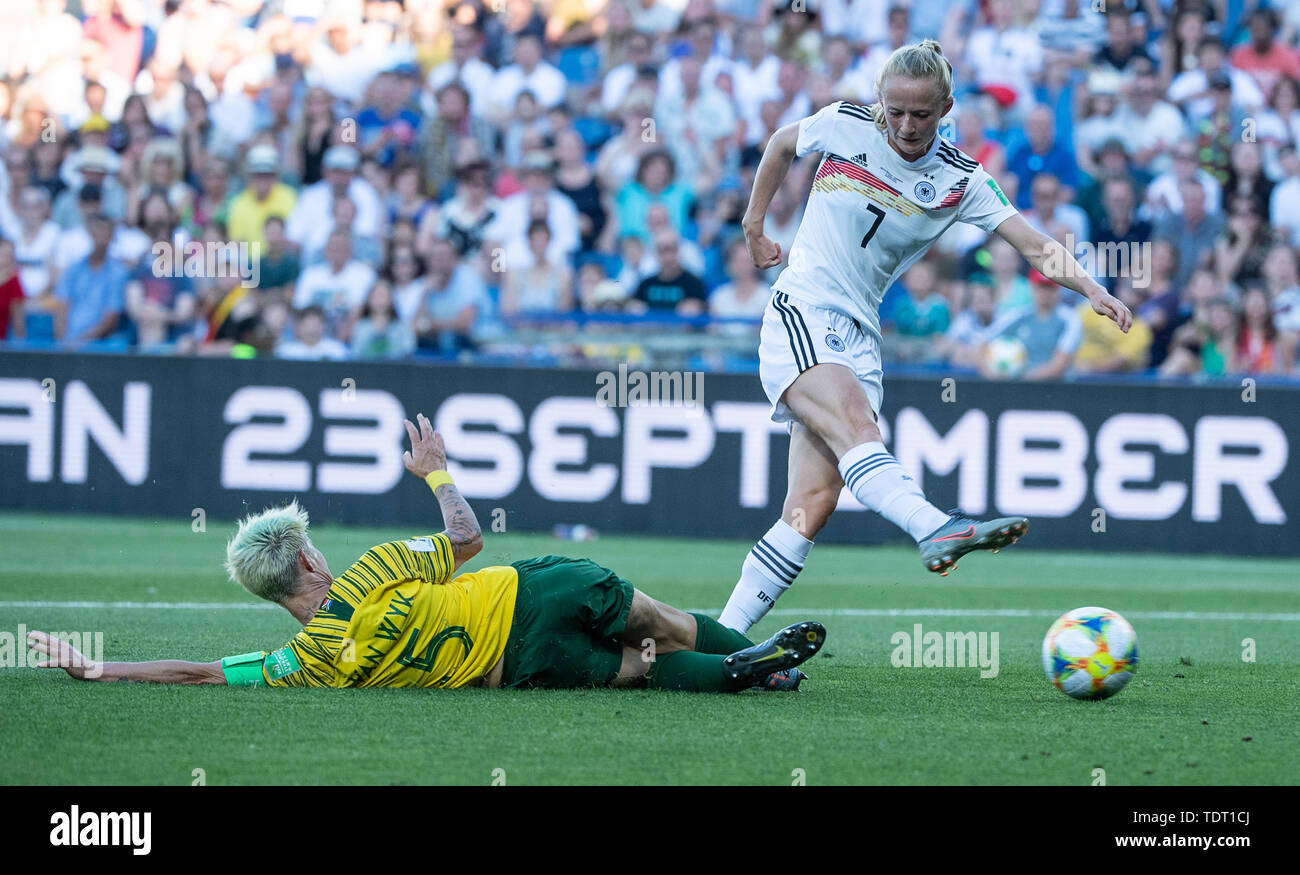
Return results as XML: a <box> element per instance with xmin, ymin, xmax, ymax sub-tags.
<box><xmin>1269</xmin><ymin>145</ymin><xmax>1300</xmax><ymax>245</ymax></box>
<box><xmin>54</xmin><ymin>212</ymin><xmax>127</xmax><ymax>345</ymax></box>
<box><xmin>1233</xmin><ymin>285</ymin><xmax>1281</xmax><ymax>374</ymax></box>
<box><xmin>52</xmin><ymin>145</ymin><xmax>124</xmax><ymax>228</ymax></box>
<box><xmin>501</xmin><ymin>219</ymin><xmax>574</xmax><ymax>316</ymax></box>
<box><xmin>1093</xmin><ymin>8</ymin><xmax>1153</xmax><ymax>76</ymax></box>
<box><xmin>1024</xmin><ymin>172</ymin><xmax>1089</xmax><ymax>247</ymax></box>
<box><xmin>631</xmin><ymin>231</ymin><xmax>706</xmax><ymax>316</ymax></box>
<box><xmin>1114</xmin><ymin>61</ymin><xmax>1189</xmax><ymax>175</ymax></box>
<box><xmin>418</xmin><ymin>81</ymin><xmax>494</xmax><ymax>201</ymax></box>
<box><xmin>708</xmin><ymin>237</ymin><xmax>770</xmax><ymax>333</ymax></box>
<box><xmin>357</xmin><ymin>69</ymin><xmax>421</xmax><ymax>168</ymax></box>
<box><xmin>426</xmin><ymin>26</ymin><xmax>496</xmax><ymax>120</ymax></box>
<box><xmin>1006</xmin><ymin>107</ymin><xmax>1078</xmax><ymax>208</ymax></box>
<box><xmin>596</xmin><ymin>88</ymin><xmax>661</xmax><ymax>194</ymax></box>
<box><xmin>1214</xmin><ymin>195</ymin><xmax>1271</xmax><ymax>288</ymax></box>
<box><xmin>226</xmin><ymin>145</ymin><xmax>298</xmax><ymax>250</ymax></box>
<box><xmin>1074</xmin><ymin>277</ymin><xmax>1153</xmax><ymax>374</ymax></box>
<box><xmin>601</xmin><ymin>29</ymin><xmax>657</xmax><ymax>117</ymax></box>
<box><xmin>293</xmin><ymin>227</ymin><xmax>376</xmax><ymax>342</ymax></box>
<box><xmin>387</xmin><ymin>245</ymin><xmax>426</xmax><ymax>323</ymax></box>
<box><xmin>1229</xmin><ymin>9</ymin><xmax>1300</xmax><ymax>99</ymax></box>
<box><xmin>350</xmin><ymin>281</ymin><xmax>416</xmax><ymax>359</ymax></box>
<box><xmin>429</xmin><ymin>159</ymin><xmax>499</xmax><ymax>262</ymax></box>
<box><xmin>255</xmin><ymin>215</ymin><xmax>300</xmax><ymax>297</ymax></box>
<box><xmin>1073</xmin><ymin>72</ymin><xmax>1124</xmax><ymax>179</ymax></box>
<box><xmin>1222</xmin><ymin>141</ymin><xmax>1274</xmax><ymax>220</ymax></box>
<box><xmin>1137</xmin><ymin>240</ymin><xmax>1183</xmax><ymax>368</ymax></box>
<box><xmin>885</xmin><ymin>259</ymin><xmax>950</xmax><ymax>363</ymax></box>
<box><xmin>277</xmin><ymin>305</ymin><xmax>350</xmax><ymax>361</ymax></box>
<box><xmin>0</xmin><ymin>239</ymin><xmax>24</xmax><ymax>340</ymax></box>
<box><xmin>980</xmin><ymin>270</ymin><xmax>1083</xmax><ymax>381</ymax></box>
<box><xmin>1144</xmin><ymin>139</ymin><xmax>1222</xmax><ymax>221</ymax></box>
<box><xmin>1153</xmin><ymin>179</ymin><xmax>1226</xmax><ymax>287</ymax></box>
<box><xmin>9</xmin><ymin>185</ymin><xmax>59</xmax><ymax>299</ymax></box>
<box><xmin>292</xmin><ymin>86</ymin><xmax>339</xmax><ymax>187</ymax></box>
<box><xmin>554</xmin><ymin>128</ymin><xmax>609</xmax><ymax>253</ymax></box>
<box><xmin>124</xmin><ymin>191</ymin><xmax>194</xmax><ymax>350</ymax></box>
<box><xmin>492</xmin><ymin>34</ymin><xmax>567</xmax><ymax>118</ymax></box>
<box><xmin>487</xmin><ymin>150</ymin><xmax>581</xmax><ymax>271</ymax></box>
<box><xmin>1168</xmin><ymin>36</ymin><xmax>1265</xmax><ymax>122</ymax></box>
<box><xmin>1093</xmin><ymin>177</ymin><xmax>1151</xmax><ymax>262</ymax></box>
<box><xmin>1189</xmin><ymin>71</ymin><xmax>1250</xmax><ymax>183</ymax></box>
<box><xmin>955</xmin><ymin>104</ymin><xmax>1006</xmax><ymax>186</ymax></box>
<box><xmin>966</xmin><ymin>0</ymin><xmax>1044</xmax><ymax>113</ymax></box>
<box><xmin>413</xmin><ymin>238</ymin><xmax>487</xmax><ymax>354</ymax></box>
<box><xmin>286</xmin><ymin>145</ymin><xmax>383</xmax><ymax>249</ymax></box>
<box><xmin>944</xmin><ymin>280</ymin><xmax>1000</xmax><ymax>370</ymax></box>
<box><xmin>1257</xmin><ymin>75</ymin><xmax>1300</xmax><ymax>181</ymax></box>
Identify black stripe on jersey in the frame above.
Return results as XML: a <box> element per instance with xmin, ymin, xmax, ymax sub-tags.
<box><xmin>837</xmin><ymin>102</ymin><xmax>874</xmax><ymax>123</ymax></box>
<box><xmin>937</xmin><ymin>144</ymin><xmax>977</xmax><ymax>171</ymax></box>
<box><xmin>772</xmin><ymin>292</ymin><xmax>811</xmax><ymax>371</ymax></box>
<box><xmin>436</xmin><ymin>534</ymin><xmax>453</xmax><ymax>579</ymax></box>
<box><xmin>780</xmin><ymin>294</ymin><xmax>819</xmax><ymax>367</ymax></box>
<box><xmin>938</xmin><ymin>143</ymin><xmax>976</xmax><ymax>165</ymax></box>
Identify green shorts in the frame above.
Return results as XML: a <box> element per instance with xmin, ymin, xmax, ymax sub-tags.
<box><xmin>500</xmin><ymin>556</ymin><xmax>634</xmax><ymax>689</ymax></box>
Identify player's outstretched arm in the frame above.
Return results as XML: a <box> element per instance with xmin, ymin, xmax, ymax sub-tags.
<box><xmin>402</xmin><ymin>412</ymin><xmax>482</xmax><ymax>572</ymax></box>
<box><xmin>994</xmin><ymin>214</ymin><xmax>1133</xmax><ymax>333</ymax></box>
<box><xmin>742</xmin><ymin>121</ymin><xmax>800</xmax><ymax>269</ymax></box>
<box><xmin>25</xmin><ymin>630</ymin><xmax>226</xmax><ymax>684</ymax></box>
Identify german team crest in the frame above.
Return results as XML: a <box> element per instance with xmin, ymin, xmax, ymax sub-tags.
<box><xmin>825</xmin><ymin>333</ymin><xmax>846</xmax><ymax>352</ymax></box>
<box><xmin>913</xmin><ymin>180</ymin><xmax>936</xmax><ymax>203</ymax></box>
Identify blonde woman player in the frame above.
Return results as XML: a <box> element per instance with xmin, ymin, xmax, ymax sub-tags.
<box><xmin>720</xmin><ymin>41</ymin><xmax>1132</xmax><ymax>634</ymax></box>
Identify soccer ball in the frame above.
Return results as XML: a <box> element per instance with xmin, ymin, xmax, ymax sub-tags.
<box><xmin>1042</xmin><ymin>607</ymin><xmax>1139</xmax><ymax>700</ymax></box>
<box><xmin>985</xmin><ymin>336</ymin><xmax>1028</xmax><ymax>378</ymax></box>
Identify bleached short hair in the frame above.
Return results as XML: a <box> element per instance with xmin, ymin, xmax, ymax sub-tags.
<box><xmin>224</xmin><ymin>500</ymin><xmax>311</xmax><ymax>603</ymax></box>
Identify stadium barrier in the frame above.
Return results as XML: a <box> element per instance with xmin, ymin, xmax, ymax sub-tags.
<box><xmin>0</xmin><ymin>351</ymin><xmax>1294</xmax><ymax>556</ymax></box>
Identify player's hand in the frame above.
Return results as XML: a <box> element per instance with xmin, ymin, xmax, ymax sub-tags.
<box><xmin>1088</xmin><ymin>289</ymin><xmax>1132</xmax><ymax>334</ymax></box>
<box><xmin>402</xmin><ymin>413</ymin><xmax>447</xmax><ymax>478</ymax></box>
<box><xmin>26</xmin><ymin>630</ymin><xmax>98</xmax><ymax>680</ymax></box>
<box><xmin>744</xmin><ymin>229</ymin><xmax>783</xmax><ymax>270</ymax></box>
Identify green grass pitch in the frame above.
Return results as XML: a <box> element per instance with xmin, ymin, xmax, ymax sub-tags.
<box><xmin>1</xmin><ymin>511</ymin><xmax>1296</xmax><ymax>786</ymax></box>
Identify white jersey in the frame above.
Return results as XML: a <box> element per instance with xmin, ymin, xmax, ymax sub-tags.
<box><xmin>775</xmin><ymin>101</ymin><xmax>1018</xmax><ymax>344</ymax></box>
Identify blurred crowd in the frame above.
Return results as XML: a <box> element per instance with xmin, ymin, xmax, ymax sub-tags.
<box><xmin>0</xmin><ymin>0</ymin><xmax>1299</xmax><ymax>378</ymax></box>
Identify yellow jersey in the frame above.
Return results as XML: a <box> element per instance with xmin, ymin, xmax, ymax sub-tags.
<box><xmin>261</xmin><ymin>535</ymin><xmax>518</xmax><ymax>688</ymax></box>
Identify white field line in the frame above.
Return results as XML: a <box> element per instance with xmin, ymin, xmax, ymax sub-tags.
<box><xmin>0</xmin><ymin>601</ymin><xmax>1296</xmax><ymax>622</ymax></box>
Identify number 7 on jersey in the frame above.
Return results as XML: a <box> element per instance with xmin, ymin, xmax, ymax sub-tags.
<box><xmin>860</xmin><ymin>204</ymin><xmax>886</xmax><ymax>248</ymax></box>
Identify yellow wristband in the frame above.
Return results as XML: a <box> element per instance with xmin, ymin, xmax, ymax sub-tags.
<box><xmin>425</xmin><ymin>470</ymin><xmax>454</xmax><ymax>492</ymax></box>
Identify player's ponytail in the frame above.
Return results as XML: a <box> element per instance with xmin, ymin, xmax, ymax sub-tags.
<box><xmin>868</xmin><ymin>39</ymin><xmax>955</xmax><ymax>131</ymax></box>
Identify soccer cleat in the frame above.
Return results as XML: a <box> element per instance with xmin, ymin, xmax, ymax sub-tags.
<box><xmin>751</xmin><ymin>668</ymin><xmax>808</xmax><ymax>691</ymax></box>
<box><xmin>919</xmin><ymin>511</ymin><xmax>1028</xmax><ymax>577</ymax></box>
<box><xmin>723</xmin><ymin>621</ymin><xmax>826</xmax><ymax>687</ymax></box>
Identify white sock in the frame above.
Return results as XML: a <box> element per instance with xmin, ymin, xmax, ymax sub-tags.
<box><xmin>719</xmin><ymin>519</ymin><xmax>814</xmax><ymax>634</ymax></box>
<box><xmin>838</xmin><ymin>441</ymin><xmax>950</xmax><ymax>542</ymax></box>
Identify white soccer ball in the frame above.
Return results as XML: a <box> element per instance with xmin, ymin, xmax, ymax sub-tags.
<box><xmin>1042</xmin><ymin>607</ymin><xmax>1139</xmax><ymax>700</ymax></box>
<box><xmin>985</xmin><ymin>336</ymin><xmax>1028</xmax><ymax>378</ymax></box>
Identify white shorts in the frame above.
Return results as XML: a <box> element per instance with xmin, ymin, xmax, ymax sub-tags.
<box><xmin>759</xmin><ymin>291</ymin><xmax>884</xmax><ymax>425</ymax></box>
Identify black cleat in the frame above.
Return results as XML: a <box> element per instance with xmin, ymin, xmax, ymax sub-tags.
<box><xmin>752</xmin><ymin>668</ymin><xmax>808</xmax><ymax>691</ymax></box>
<box><xmin>918</xmin><ymin>510</ymin><xmax>1028</xmax><ymax>577</ymax></box>
<box><xmin>723</xmin><ymin>621</ymin><xmax>826</xmax><ymax>688</ymax></box>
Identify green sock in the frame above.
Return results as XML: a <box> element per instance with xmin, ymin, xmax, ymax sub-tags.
<box><xmin>691</xmin><ymin>613</ymin><xmax>755</xmax><ymax>654</ymax></box>
<box><xmin>648</xmin><ymin>650</ymin><xmax>743</xmax><ymax>693</ymax></box>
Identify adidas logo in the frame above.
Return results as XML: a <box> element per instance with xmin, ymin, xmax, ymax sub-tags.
<box><xmin>850</xmin><ymin>153</ymin><xmax>871</xmax><ymax>168</ymax></box>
